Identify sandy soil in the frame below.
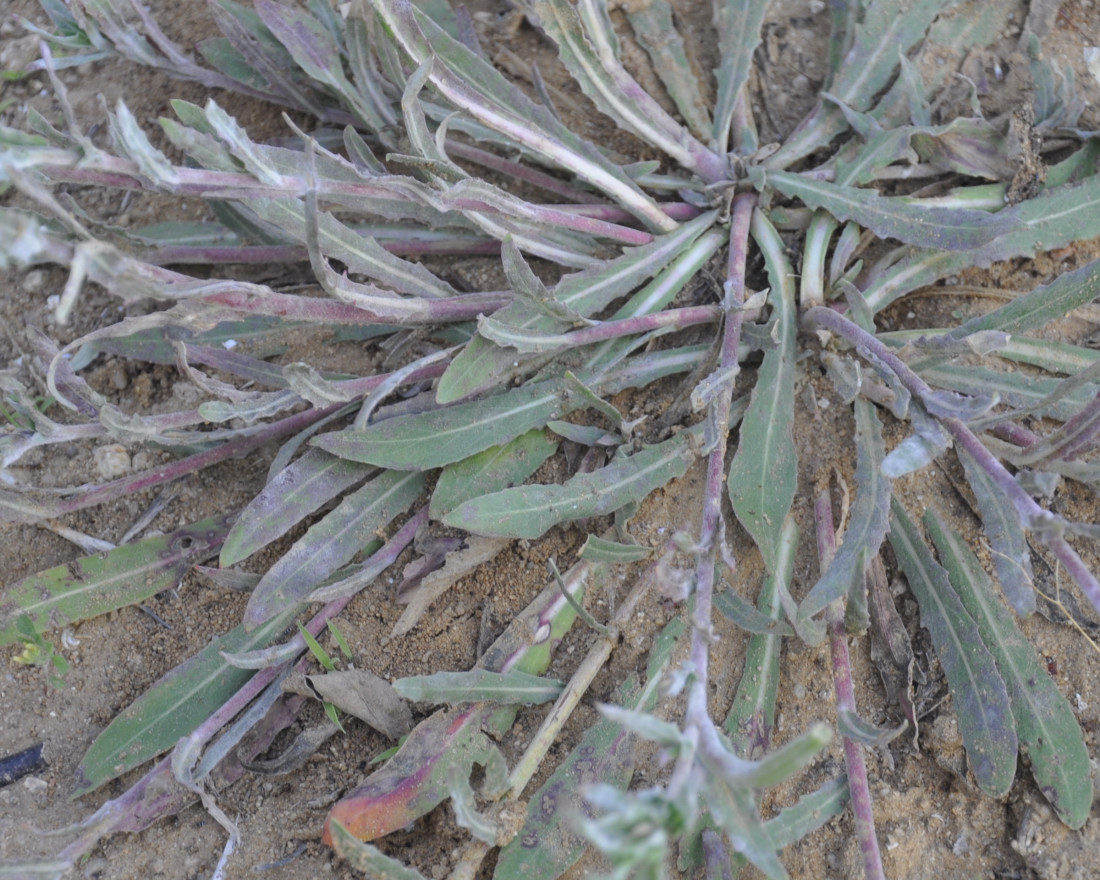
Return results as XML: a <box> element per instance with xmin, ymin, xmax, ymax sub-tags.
<box><xmin>2</xmin><ymin>1</ymin><xmax>1100</xmax><ymax>879</ymax></box>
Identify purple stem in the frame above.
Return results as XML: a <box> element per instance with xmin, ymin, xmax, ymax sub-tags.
<box><xmin>146</xmin><ymin>236</ymin><xmax>501</xmax><ymax>264</ymax></box>
<box><xmin>190</xmin><ymin>508</ymin><xmax>427</xmax><ymax>746</ymax></box>
<box><xmin>446</xmin><ymin>141</ymin><xmax>605</xmax><ymax>204</ymax></box>
<box><xmin>48</xmin><ymin>403</ymin><xmax>341</xmax><ymax>517</ymax></box>
<box><xmin>531</xmin><ymin>304</ymin><xmax>720</xmax><ymax>347</ymax></box>
<box><xmin>814</xmin><ymin>489</ymin><xmax>886</xmax><ymax>880</ymax></box>
<box><xmin>684</xmin><ymin>193</ymin><xmax>755</xmax><ymax>736</ymax></box>
<box><xmin>805</xmin><ymin>306</ymin><xmax>1100</xmax><ymax>617</ymax></box>
<box><xmin>200</xmin><ymin>287</ymin><xmax>511</xmax><ymax>325</ymax></box>
<box><xmin>55</xmin><ymin>509</ymin><xmax>426</xmax><ymax>865</ymax></box>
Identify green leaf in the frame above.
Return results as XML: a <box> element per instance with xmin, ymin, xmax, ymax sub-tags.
<box><xmin>753</xmin><ymin>170</ymin><xmax>1012</xmax><ymax>251</ymax></box>
<box><xmin>728</xmin><ymin>211</ymin><xmax>798</xmax><ymax>572</ymax></box>
<box><xmin>443</xmin><ymin>431</ymin><xmax>696</xmax><ymax>539</ymax></box>
<box><xmin>889</xmin><ymin>500</ymin><xmax>1017</xmax><ymax>797</ymax></box>
<box><xmin>393</xmin><ymin>669</ymin><xmax>564</xmax><ymax>705</ymax></box>
<box><xmin>798</xmin><ymin>401</ymin><xmax>890</xmax><ymax>628</ymax></box>
<box><xmin>72</xmin><ymin>605</ymin><xmax>298</xmax><ymax>797</ymax></box>
<box><xmin>316</xmin><ymin>378</ymin><xmax>572</xmax><ymax>471</ymax></box>
<box><xmin>924</xmin><ymin>509</ymin><xmax>1092</xmax><ymax>828</ymax></box>
<box><xmin>1</xmin><ymin>516</ymin><xmax>231</xmax><ymax>646</ymax></box>
<box><xmin>221</xmin><ymin>449</ymin><xmax>374</xmax><ymax>567</ymax></box>
<box><xmin>577</xmin><ymin>534</ymin><xmax>652</xmax><ymax>563</ymax></box>
<box><xmin>864</xmin><ymin>173</ymin><xmax>1100</xmax><ymax>313</ymax></box>
<box><xmin>244</xmin><ymin>470</ymin><xmax>424</xmax><ymax>628</ymax></box>
<box><xmin>623</xmin><ymin>0</ymin><xmax>712</xmax><ymax>141</ymax></box>
<box><xmin>956</xmin><ymin>446</ymin><xmax>1036</xmax><ymax>617</ymax></box>
<box><xmin>946</xmin><ymin>256</ymin><xmax>1100</xmax><ymax>342</ymax></box>
<box><xmin>711</xmin><ymin>0</ymin><xmax>769</xmax><ymax>151</ymax></box>
<box><xmin>724</xmin><ymin>517</ymin><xmax>798</xmax><ymax>760</ymax></box>
<box><xmin>429</xmin><ymin>429</ymin><xmax>559</xmax><ymax>519</ymax></box>
<box><xmin>437</xmin><ymin>212</ymin><xmax>719</xmax><ymax>403</ymax></box>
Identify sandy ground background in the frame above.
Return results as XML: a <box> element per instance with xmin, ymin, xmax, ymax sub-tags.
<box><xmin>3</xmin><ymin>1</ymin><xmax>1100</xmax><ymax>878</ymax></box>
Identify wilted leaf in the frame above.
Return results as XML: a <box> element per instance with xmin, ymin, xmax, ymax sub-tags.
<box><xmin>300</xmin><ymin>669</ymin><xmax>413</xmax><ymax>739</ymax></box>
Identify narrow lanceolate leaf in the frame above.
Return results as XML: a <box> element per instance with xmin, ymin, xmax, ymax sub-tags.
<box><xmin>924</xmin><ymin>509</ymin><xmax>1092</xmax><ymax>828</ymax></box>
<box><xmin>798</xmin><ymin>401</ymin><xmax>890</xmax><ymax>628</ymax></box>
<box><xmin>947</xmin><ymin>257</ymin><xmax>1100</xmax><ymax>342</ymax></box>
<box><xmin>443</xmin><ymin>431</ymin><xmax>696</xmax><ymax>539</ymax></box>
<box><xmin>495</xmin><ymin>616</ymin><xmax>684</xmax><ymax>880</ymax></box>
<box><xmin>753</xmin><ymin>170</ymin><xmax>1011</xmax><ymax>251</ymax></box>
<box><xmin>325</xmin><ymin>561</ymin><xmax>590</xmax><ymax>843</ymax></box>
<box><xmin>377</xmin><ymin>0</ymin><xmax>673</xmax><ymax>233</ymax></box>
<box><xmin>728</xmin><ymin>211</ymin><xmax>797</xmax><ymax>572</ymax></box>
<box><xmin>624</xmin><ymin>0</ymin><xmax>712</xmax><ymax>141</ymax></box>
<box><xmin>73</xmin><ymin>605</ymin><xmax>298</xmax><ymax>797</ymax></box>
<box><xmin>244</xmin><ymin>470</ymin><xmax>424</xmax><ymax>628</ymax></box>
<box><xmin>315</xmin><ymin>378</ymin><xmax>572</xmax><ymax>471</ymax></box>
<box><xmin>956</xmin><ymin>446</ymin><xmax>1036</xmax><ymax>617</ymax></box>
<box><xmin>724</xmin><ymin>516</ymin><xmax>798</xmax><ymax>760</ymax></box>
<box><xmin>437</xmin><ymin>212</ymin><xmax>718</xmax><ymax>403</ymax></box>
<box><xmin>393</xmin><ymin>670</ymin><xmax>563</xmax><ymax>705</ymax></box>
<box><xmin>1</xmin><ymin>516</ymin><xmax>230</xmax><ymax>646</ymax></box>
<box><xmin>328</xmin><ymin>822</ymin><xmax>431</xmax><ymax>880</ymax></box>
<box><xmin>429</xmin><ymin>429</ymin><xmax>559</xmax><ymax>519</ymax></box>
<box><xmin>863</xmin><ymin>173</ymin><xmax>1100</xmax><ymax>313</ymax></box>
<box><xmin>889</xmin><ymin>501</ymin><xmax>1017</xmax><ymax>797</ymax></box>
<box><xmin>221</xmin><ymin>449</ymin><xmax>374</xmax><ymax>567</ymax></box>
<box><xmin>578</xmin><ymin>534</ymin><xmax>652</xmax><ymax>563</ymax></box>
<box><xmin>711</xmin><ymin>0</ymin><xmax>769</xmax><ymax>152</ymax></box>
<box><xmin>526</xmin><ymin>0</ymin><xmax>722</xmax><ymax>182</ymax></box>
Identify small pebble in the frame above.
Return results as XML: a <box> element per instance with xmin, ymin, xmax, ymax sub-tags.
<box><xmin>93</xmin><ymin>444</ymin><xmax>132</xmax><ymax>480</ymax></box>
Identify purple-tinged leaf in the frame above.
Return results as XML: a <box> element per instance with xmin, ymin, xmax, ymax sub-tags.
<box><xmin>798</xmin><ymin>401</ymin><xmax>890</xmax><ymax>629</ymax></box>
<box><xmin>957</xmin><ymin>445</ymin><xmax>1036</xmax><ymax>617</ymax></box>
<box><xmin>889</xmin><ymin>501</ymin><xmax>1017</xmax><ymax>797</ymax></box>
<box><xmin>925</xmin><ymin>509</ymin><xmax>1092</xmax><ymax>828</ymax></box>
<box><xmin>254</xmin><ymin>0</ymin><xmax>391</xmax><ymax>132</ymax></box>
<box><xmin>325</xmin><ymin>559</ymin><xmax>592</xmax><ymax>843</ymax></box>
<box><xmin>243</xmin><ymin>470</ymin><xmax>424</xmax><ymax>628</ymax></box>
<box><xmin>221</xmin><ymin>448</ymin><xmax>374</xmax><ymax>567</ymax></box>
<box><xmin>376</xmin><ymin>0</ymin><xmax>675</xmax><ymax>233</ymax></box>
<box><xmin>910</xmin><ymin>118</ymin><xmax>1016</xmax><ymax>180</ymax></box>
